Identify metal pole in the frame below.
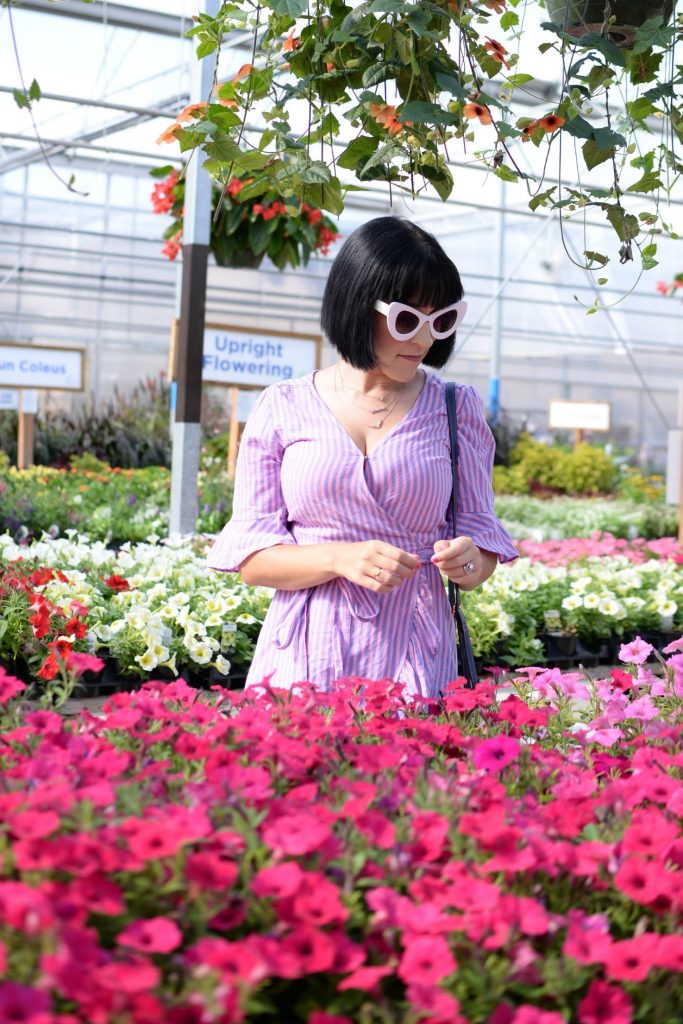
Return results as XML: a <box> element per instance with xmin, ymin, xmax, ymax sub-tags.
<box><xmin>169</xmin><ymin>0</ymin><xmax>217</xmax><ymax>535</ymax></box>
<box><xmin>488</xmin><ymin>177</ymin><xmax>505</xmax><ymax>425</ymax></box>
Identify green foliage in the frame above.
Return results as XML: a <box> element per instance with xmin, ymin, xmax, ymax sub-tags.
<box><xmin>0</xmin><ymin>376</ymin><xmax>172</xmax><ymax>470</ymax></box>
<box><xmin>495</xmin><ymin>436</ymin><xmax>617</xmax><ymax>496</ymax></box>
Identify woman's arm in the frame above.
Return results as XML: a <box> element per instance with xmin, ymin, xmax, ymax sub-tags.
<box><xmin>240</xmin><ymin>540</ymin><xmax>420</xmax><ymax>592</ymax></box>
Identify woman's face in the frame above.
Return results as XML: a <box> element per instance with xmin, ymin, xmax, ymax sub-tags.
<box><xmin>371</xmin><ymin>302</ymin><xmax>438</xmax><ymax>382</ymax></box>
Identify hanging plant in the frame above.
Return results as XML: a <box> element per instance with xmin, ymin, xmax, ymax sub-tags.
<box><xmin>149</xmin><ymin>162</ymin><xmax>340</xmax><ymax>270</ymax></box>
<box><xmin>153</xmin><ymin>0</ymin><xmax>683</xmax><ymax>285</ymax></box>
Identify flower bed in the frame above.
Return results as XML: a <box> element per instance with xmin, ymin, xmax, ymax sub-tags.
<box><xmin>495</xmin><ymin>497</ymin><xmax>678</xmax><ymax>541</ymax></box>
<box><xmin>515</xmin><ymin>535</ymin><xmax>683</xmax><ymax>567</ymax></box>
<box><xmin>4</xmin><ymin>533</ymin><xmax>683</xmax><ymax>691</ymax></box>
<box><xmin>0</xmin><ymin>460</ymin><xmax>232</xmax><ymax>544</ymax></box>
<box><xmin>1</xmin><ymin>640</ymin><xmax>682</xmax><ymax>1022</ymax></box>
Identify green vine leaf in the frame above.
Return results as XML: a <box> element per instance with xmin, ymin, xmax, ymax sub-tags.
<box><xmin>582</xmin><ymin>139</ymin><xmax>614</xmax><ymax>172</ymax></box>
<box><xmin>266</xmin><ymin>0</ymin><xmax>308</xmax><ymax>17</ymax></box>
<box><xmin>400</xmin><ymin>101</ymin><xmax>459</xmax><ymax>126</ymax></box>
<box><xmin>337</xmin><ymin>136</ymin><xmax>380</xmax><ymax>170</ymax></box>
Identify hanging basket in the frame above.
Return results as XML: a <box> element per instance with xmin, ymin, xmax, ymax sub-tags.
<box><xmin>211</xmin><ymin>246</ymin><xmax>265</xmax><ymax>270</ymax></box>
<box><xmin>546</xmin><ymin>0</ymin><xmax>674</xmax><ymax>47</ymax></box>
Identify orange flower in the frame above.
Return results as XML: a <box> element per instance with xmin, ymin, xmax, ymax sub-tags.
<box><xmin>369</xmin><ymin>102</ymin><xmax>409</xmax><ymax>136</ymax></box>
<box><xmin>214</xmin><ymin>82</ymin><xmax>239</xmax><ymax>109</ymax></box>
<box><xmin>156</xmin><ymin>123</ymin><xmax>181</xmax><ymax>145</ymax></box>
<box><xmin>484</xmin><ymin>0</ymin><xmax>506</xmax><ymax>12</ymax></box>
<box><xmin>462</xmin><ymin>102</ymin><xmax>493</xmax><ymax>125</ymax></box>
<box><xmin>485</xmin><ymin>38</ymin><xmax>511</xmax><ymax>69</ymax></box>
<box><xmin>176</xmin><ymin>101</ymin><xmax>208</xmax><ymax>124</ymax></box>
<box><xmin>231</xmin><ymin>63</ymin><xmax>253</xmax><ymax>83</ymax></box>
<box><xmin>520</xmin><ymin>120</ymin><xmax>540</xmax><ymax>142</ymax></box>
<box><xmin>325</xmin><ymin>61</ymin><xmax>335</xmax><ymax>72</ymax></box>
<box><xmin>537</xmin><ymin>113</ymin><xmax>565</xmax><ymax>133</ymax></box>
<box><xmin>283</xmin><ymin>28</ymin><xmax>299</xmax><ymax>52</ymax></box>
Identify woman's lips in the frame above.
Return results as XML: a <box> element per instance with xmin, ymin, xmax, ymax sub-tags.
<box><xmin>399</xmin><ymin>355</ymin><xmax>422</xmax><ymax>361</ymax></box>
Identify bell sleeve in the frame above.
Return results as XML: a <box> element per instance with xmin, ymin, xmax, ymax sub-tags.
<box><xmin>447</xmin><ymin>384</ymin><xmax>518</xmax><ymax>564</ymax></box>
<box><xmin>206</xmin><ymin>387</ymin><xmax>296</xmax><ymax>573</ymax></box>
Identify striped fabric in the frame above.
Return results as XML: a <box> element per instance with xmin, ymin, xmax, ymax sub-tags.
<box><xmin>207</xmin><ymin>370</ymin><xmax>518</xmax><ymax>696</ymax></box>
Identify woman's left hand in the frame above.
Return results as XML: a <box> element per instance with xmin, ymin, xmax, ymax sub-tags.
<box><xmin>431</xmin><ymin>536</ymin><xmax>485</xmax><ymax>588</ymax></box>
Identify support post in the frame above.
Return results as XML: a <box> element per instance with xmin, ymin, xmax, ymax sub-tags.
<box><xmin>678</xmin><ymin>385</ymin><xmax>683</xmax><ymax>545</ymax></box>
<box><xmin>574</xmin><ymin>427</ymin><xmax>583</xmax><ymax>450</ymax></box>
<box><xmin>488</xmin><ymin>177</ymin><xmax>505</xmax><ymax>426</ymax></box>
<box><xmin>168</xmin><ymin>0</ymin><xmax>218</xmax><ymax>536</ymax></box>
<box><xmin>17</xmin><ymin>391</ymin><xmax>35</xmax><ymax>469</ymax></box>
<box><xmin>227</xmin><ymin>386</ymin><xmax>239</xmax><ymax>481</ymax></box>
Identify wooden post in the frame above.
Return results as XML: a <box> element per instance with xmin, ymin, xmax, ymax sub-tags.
<box><xmin>574</xmin><ymin>427</ymin><xmax>583</xmax><ymax>449</ymax></box>
<box><xmin>227</xmin><ymin>386</ymin><xmax>240</xmax><ymax>481</ymax></box>
<box><xmin>17</xmin><ymin>392</ymin><xmax>35</xmax><ymax>469</ymax></box>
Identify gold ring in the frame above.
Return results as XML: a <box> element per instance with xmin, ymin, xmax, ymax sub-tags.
<box><xmin>374</xmin><ymin>567</ymin><xmax>382</xmax><ymax>579</ymax></box>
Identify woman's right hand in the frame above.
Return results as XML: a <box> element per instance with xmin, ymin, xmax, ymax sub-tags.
<box><xmin>331</xmin><ymin>541</ymin><xmax>420</xmax><ymax>592</ymax></box>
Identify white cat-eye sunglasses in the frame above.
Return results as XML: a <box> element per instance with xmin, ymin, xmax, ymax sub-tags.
<box><xmin>374</xmin><ymin>300</ymin><xmax>468</xmax><ymax>341</ymax></box>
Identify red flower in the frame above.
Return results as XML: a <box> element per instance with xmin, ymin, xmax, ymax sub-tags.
<box><xmin>103</xmin><ymin>573</ymin><xmax>131</xmax><ymax>592</ymax></box>
<box><xmin>337</xmin><ymin>964</ymin><xmax>393</xmax><ymax>991</ymax></box>
<box><xmin>0</xmin><ymin>982</ymin><xmax>52</xmax><ymax>1024</ymax></box>
<box><xmin>604</xmin><ymin>933</ymin><xmax>661</xmax><ymax>982</ymax></box>
<box><xmin>613</xmin><ymin>857</ymin><xmax>668</xmax><ymax>904</ymax></box>
<box><xmin>0</xmin><ymin>670</ymin><xmax>26</xmax><ymax>705</ymax></box>
<box><xmin>251</xmin><ymin>862</ymin><xmax>304</xmax><ymax>900</ymax></box>
<box><xmin>578</xmin><ymin>980</ymin><xmax>633</xmax><ymax>1024</ymax></box>
<box><xmin>308</xmin><ymin>1013</ymin><xmax>352</xmax><ymax>1024</ymax></box>
<box><xmin>397</xmin><ymin>935</ymin><xmax>456</xmax><ymax>986</ymax></box>
<box><xmin>472</xmin><ymin>735</ymin><xmax>520</xmax><ymax>771</ymax></box>
<box><xmin>271</xmin><ymin>926</ymin><xmax>337</xmax><ymax>978</ymax></box>
<box><xmin>261</xmin><ymin>813</ymin><xmax>332</xmax><ymax>856</ymax></box>
<box><xmin>118</xmin><ymin>917</ymin><xmax>183</xmax><ymax>954</ymax></box>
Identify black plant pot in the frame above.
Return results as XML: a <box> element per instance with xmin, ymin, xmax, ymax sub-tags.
<box><xmin>542</xmin><ymin>632</ymin><xmax>578</xmax><ymax>659</ymax></box>
<box><xmin>576</xmin><ymin>638</ymin><xmax>611</xmax><ymax>665</ymax></box>
<box><xmin>212</xmin><ymin>246</ymin><xmax>264</xmax><ymax>270</ymax></box>
<box><xmin>546</xmin><ymin>0</ymin><xmax>674</xmax><ymax>46</ymax></box>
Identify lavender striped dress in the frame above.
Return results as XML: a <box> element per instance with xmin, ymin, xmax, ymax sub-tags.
<box><xmin>207</xmin><ymin>370</ymin><xmax>517</xmax><ymax>696</ymax></box>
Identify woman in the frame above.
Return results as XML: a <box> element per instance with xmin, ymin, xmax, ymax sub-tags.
<box><xmin>207</xmin><ymin>217</ymin><xmax>517</xmax><ymax>695</ymax></box>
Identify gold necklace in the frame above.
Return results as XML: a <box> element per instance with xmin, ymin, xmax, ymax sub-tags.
<box><xmin>334</xmin><ymin>364</ymin><xmax>407</xmax><ymax>429</ymax></box>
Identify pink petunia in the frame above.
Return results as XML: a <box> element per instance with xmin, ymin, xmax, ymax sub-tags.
<box><xmin>337</xmin><ymin>964</ymin><xmax>393</xmax><ymax>992</ymax></box>
<box><xmin>117</xmin><ymin>916</ymin><xmax>183</xmax><ymax>953</ymax></box>
<box><xmin>662</xmin><ymin>634</ymin><xmax>683</xmax><ymax>654</ymax></box>
<box><xmin>578</xmin><ymin>980</ymin><xmax>633</xmax><ymax>1024</ymax></box>
<box><xmin>471</xmin><ymin>735</ymin><xmax>520</xmax><ymax>772</ymax></box>
<box><xmin>397</xmin><ymin>935</ymin><xmax>457</xmax><ymax>986</ymax></box>
<box><xmin>512</xmin><ymin>1007</ymin><xmax>566</xmax><ymax>1024</ymax></box>
<box><xmin>618</xmin><ymin>637</ymin><xmax>653</xmax><ymax>665</ymax></box>
<box><xmin>603</xmin><ymin>933</ymin><xmax>661</xmax><ymax>982</ymax></box>
<box><xmin>308</xmin><ymin>1013</ymin><xmax>353</xmax><ymax>1024</ymax></box>
<box><xmin>261</xmin><ymin>813</ymin><xmax>332</xmax><ymax>856</ymax></box>
<box><xmin>0</xmin><ymin>982</ymin><xmax>52</xmax><ymax>1024</ymax></box>
<box><xmin>251</xmin><ymin>862</ymin><xmax>305</xmax><ymax>900</ymax></box>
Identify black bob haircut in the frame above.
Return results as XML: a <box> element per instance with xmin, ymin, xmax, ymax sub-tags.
<box><xmin>321</xmin><ymin>216</ymin><xmax>464</xmax><ymax>371</ymax></box>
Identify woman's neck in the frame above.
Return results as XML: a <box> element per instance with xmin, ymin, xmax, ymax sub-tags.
<box><xmin>337</xmin><ymin>360</ymin><xmax>414</xmax><ymax>395</ymax></box>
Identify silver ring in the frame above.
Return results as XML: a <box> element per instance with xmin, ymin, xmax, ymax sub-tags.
<box><xmin>374</xmin><ymin>567</ymin><xmax>382</xmax><ymax>579</ymax></box>
<box><xmin>463</xmin><ymin>561</ymin><xmax>475</xmax><ymax>576</ymax></box>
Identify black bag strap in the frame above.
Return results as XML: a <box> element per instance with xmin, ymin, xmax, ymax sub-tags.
<box><xmin>445</xmin><ymin>382</ymin><xmax>478</xmax><ymax>689</ymax></box>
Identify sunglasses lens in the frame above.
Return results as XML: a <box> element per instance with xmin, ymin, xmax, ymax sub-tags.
<box><xmin>394</xmin><ymin>310</ymin><xmax>420</xmax><ymax>335</ymax></box>
<box><xmin>432</xmin><ymin>309</ymin><xmax>459</xmax><ymax>334</ymax></box>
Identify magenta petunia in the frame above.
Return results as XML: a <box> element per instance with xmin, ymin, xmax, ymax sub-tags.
<box><xmin>472</xmin><ymin>734</ymin><xmax>520</xmax><ymax>772</ymax></box>
<box><xmin>117</xmin><ymin>917</ymin><xmax>183</xmax><ymax>953</ymax></box>
<box><xmin>618</xmin><ymin>636</ymin><xmax>653</xmax><ymax>665</ymax></box>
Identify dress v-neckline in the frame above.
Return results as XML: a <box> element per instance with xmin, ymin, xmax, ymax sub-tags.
<box><xmin>309</xmin><ymin>369</ymin><xmax>430</xmax><ymax>458</ymax></box>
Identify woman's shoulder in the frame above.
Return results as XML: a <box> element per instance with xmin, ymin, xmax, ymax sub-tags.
<box><xmin>251</xmin><ymin>374</ymin><xmax>313</xmax><ymax>409</ymax></box>
<box><xmin>425</xmin><ymin>372</ymin><xmax>480</xmax><ymax>405</ymax></box>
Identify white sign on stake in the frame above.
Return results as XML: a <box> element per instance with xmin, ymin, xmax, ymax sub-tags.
<box><xmin>202</xmin><ymin>326</ymin><xmax>318</xmax><ymax>388</ymax></box>
<box><xmin>0</xmin><ymin>389</ymin><xmax>39</xmax><ymax>412</ymax></box>
<box><xmin>549</xmin><ymin>400</ymin><xmax>611</xmax><ymax>432</ymax></box>
<box><xmin>0</xmin><ymin>344</ymin><xmax>84</xmax><ymax>391</ymax></box>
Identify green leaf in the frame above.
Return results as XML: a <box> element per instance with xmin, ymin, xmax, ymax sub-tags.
<box><xmin>582</xmin><ymin>138</ymin><xmax>614</xmax><ymax>171</ymax></box>
<box><xmin>506</xmin><ymin>73</ymin><xmax>533</xmax><ymax>87</ymax></box>
<box><xmin>196</xmin><ymin>38</ymin><xmax>217</xmax><ymax>59</ymax></box>
<box><xmin>362</xmin><ymin>62</ymin><xmax>398</xmax><ymax>88</ymax></box>
<box><xmin>149</xmin><ymin>164</ymin><xmax>176</xmax><ymax>179</ymax></box>
<box><xmin>337</xmin><ymin>135</ymin><xmax>379</xmax><ymax>170</ymax></box>
<box><xmin>592</xmin><ymin>126</ymin><xmax>626</xmax><ymax>151</ymax></box>
<box><xmin>399</xmin><ymin>101</ymin><xmax>458</xmax><ymax>126</ymax></box>
<box><xmin>500</xmin><ymin>11</ymin><xmax>518</xmax><ymax>31</ymax></box>
<box><xmin>302</xmin><ymin>176</ymin><xmax>344</xmax><ymax>216</ymax></box>
<box><xmin>633</xmin><ymin>16</ymin><xmax>672</xmax><ymax>56</ymax></box>
<box><xmin>28</xmin><ymin>78</ymin><xmax>41</xmax><ymax>101</ymax></box>
<box><xmin>358</xmin><ymin>140</ymin><xmax>402</xmax><ymax>177</ymax></box>
<box><xmin>267</xmin><ymin>0</ymin><xmax>308</xmax><ymax>17</ymax></box>
<box><xmin>604</xmin><ymin>206</ymin><xmax>639</xmax><ymax>243</ymax></box>
<box><xmin>529</xmin><ymin>186</ymin><xmax>557</xmax><ymax>211</ymax></box>
<box><xmin>573</xmin><ymin>32</ymin><xmax>626</xmax><ymax>67</ymax></box>
<box><xmin>434</xmin><ymin>71</ymin><xmax>468</xmax><ymax>100</ymax></box>
<box><xmin>627</xmin><ymin>171</ymin><xmax>663</xmax><ymax>194</ymax></box>
<box><xmin>563</xmin><ymin>116</ymin><xmax>594</xmax><ymax>141</ymax></box>
<box><xmin>421</xmin><ymin>164</ymin><xmax>453</xmax><ymax>201</ymax></box>
<box><xmin>494</xmin><ymin>164</ymin><xmax>519</xmax><ymax>183</ymax></box>
<box><xmin>298</xmin><ymin>160</ymin><xmax>331</xmax><ymax>185</ymax></box>
<box><xmin>584</xmin><ymin>250</ymin><xmax>609</xmax><ymax>267</ymax></box>
<box><xmin>626</xmin><ymin>97</ymin><xmax>656</xmax><ymax>122</ymax></box>
<box><xmin>12</xmin><ymin>88</ymin><xmax>29</xmax><ymax>109</ymax></box>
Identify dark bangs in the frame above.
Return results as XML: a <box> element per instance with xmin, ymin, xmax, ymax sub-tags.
<box><xmin>321</xmin><ymin>216</ymin><xmax>464</xmax><ymax>370</ymax></box>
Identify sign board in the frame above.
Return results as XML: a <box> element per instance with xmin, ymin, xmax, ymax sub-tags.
<box><xmin>0</xmin><ymin>344</ymin><xmax>84</xmax><ymax>391</ymax></box>
<box><xmin>549</xmin><ymin>400</ymin><xmax>611</xmax><ymax>432</ymax></box>
<box><xmin>202</xmin><ymin>324</ymin><xmax>319</xmax><ymax>388</ymax></box>
<box><xmin>0</xmin><ymin>389</ymin><xmax>38</xmax><ymax>413</ymax></box>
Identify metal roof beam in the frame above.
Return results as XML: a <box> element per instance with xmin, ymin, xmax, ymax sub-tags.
<box><xmin>14</xmin><ymin>0</ymin><xmax>191</xmax><ymax>38</ymax></box>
